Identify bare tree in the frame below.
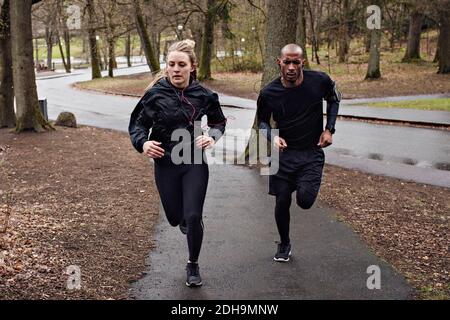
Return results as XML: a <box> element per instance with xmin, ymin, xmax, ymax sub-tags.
<box><xmin>261</xmin><ymin>0</ymin><xmax>299</xmax><ymax>88</ymax></box>
<box><xmin>0</xmin><ymin>0</ymin><xmax>15</xmax><ymax>128</ymax></box>
<box><xmin>366</xmin><ymin>0</ymin><xmax>382</xmax><ymax>79</ymax></box>
<box><xmin>197</xmin><ymin>0</ymin><xmax>231</xmax><ymax>80</ymax></box>
<box><xmin>125</xmin><ymin>32</ymin><xmax>132</xmax><ymax>67</ymax></box>
<box><xmin>402</xmin><ymin>2</ymin><xmax>424</xmax><ymax>62</ymax></box>
<box><xmin>133</xmin><ymin>0</ymin><xmax>160</xmax><ymax>73</ymax></box>
<box><xmin>32</xmin><ymin>0</ymin><xmax>58</xmax><ymax>70</ymax></box>
<box><xmin>338</xmin><ymin>0</ymin><xmax>350</xmax><ymax>63</ymax></box>
<box><xmin>86</xmin><ymin>0</ymin><xmax>102</xmax><ymax>79</ymax></box>
<box><xmin>296</xmin><ymin>0</ymin><xmax>309</xmax><ymax>68</ymax></box>
<box><xmin>305</xmin><ymin>0</ymin><xmax>321</xmax><ymax>64</ymax></box>
<box><xmin>10</xmin><ymin>0</ymin><xmax>52</xmax><ymax>132</ymax></box>
<box><xmin>437</xmin><ymin>0</ymin><xmax>450</xmax><ymax>73</ymax></box>
<box><xmin>242</xmin><ymin>0</ymin><xmax>299</xmax><ymax>162</ymax></box>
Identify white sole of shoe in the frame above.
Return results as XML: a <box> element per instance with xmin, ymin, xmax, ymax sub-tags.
<box><xmin>273</xmin><ymin>250</ymin><xmax>292</xmax><ymax>262</ymax></box>
<box><xmin>186</xmin><ymin>281</ymin><xmax>203</xmax><ymax>287</ymax></box>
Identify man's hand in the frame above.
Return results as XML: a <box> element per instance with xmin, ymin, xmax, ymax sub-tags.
<box><xmin>273</xmin><ymin>136</ymin><xmax>288</xmax><ymax>151</ymax></box>
<box><xmin>196</xmin><ymin>135</ymin><xmax>215</xmax><ymax>149</ymax></box>
<box><xmin>318</xmin><ymin>130</ymin><xmax>333</xmax><ymax>148</ymax></box>
<box><xmin>143</xmin><ymin>140</ymin><xmax>165</xmax><ymax>158</ymax></box>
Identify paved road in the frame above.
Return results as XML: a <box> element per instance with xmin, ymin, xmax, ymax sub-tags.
<box><xmin>36</xmin><ymin>66</ymin><xmax>450</xmax><ymax>188</ymax></box>
<box><xmin>221</xmin><ymin>93</ymin><xmax>450</xmax><ymax>126</ymax></box>
<box><xmin>342</xmin><ymin>93</ymin><xmax>450</xmax><ymax>104</ymax></box>
<box><xmin>131</xmin><ymin>164</ymin><xmax>412</xmax><ymax>300</ymax></box>
<box><xmin>336</xmin><ymin>105</ymin><xmax>450</xmax><ymax>126</ymax></box>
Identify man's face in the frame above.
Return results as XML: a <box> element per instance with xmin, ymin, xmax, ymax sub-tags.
<box><xmin>277</xmin><ymin>52</ymin><xmax>304</xmax><ymax>83</ymax></box>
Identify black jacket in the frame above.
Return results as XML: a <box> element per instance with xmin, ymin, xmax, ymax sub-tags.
<box><xmin>129</xmin><ymin>78</ymin><xmax>226</xmax><ymax>161</ymax></box>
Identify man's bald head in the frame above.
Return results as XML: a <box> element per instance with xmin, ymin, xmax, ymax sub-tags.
<box><xmin>280</xmin><ymin>44</ymin><xmax>303</xmax><ymax>58</ymax></box>
<box><xmin>277</xmin><ymin>44</ymin><xmax>305</xmax><ymax>86</ymax></box>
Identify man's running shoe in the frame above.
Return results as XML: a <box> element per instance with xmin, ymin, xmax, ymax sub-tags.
<box><xmin>185</xmin><ymin>263</ymin><xmax>202</xmax><ymax>287</ymax></box>
<box><xmin>274</xmin><ymin>243</ymin><xmax>292</xmax><ymax>262</ymax></box>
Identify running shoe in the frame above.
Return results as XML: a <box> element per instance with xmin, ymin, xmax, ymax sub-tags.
<box><xmin>185</xmin><ymin>263</ymin><xmax>202</xmax><ymax>287</ymax></box>
<box><xmin>274</xmin><ymin>243</ymin><xmax>292</xmax><ymax>262</ymax></box>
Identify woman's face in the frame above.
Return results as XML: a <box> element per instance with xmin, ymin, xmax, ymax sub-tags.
<box><xmin>166</xmin><ymin>51</ymin><xmax>194</xmax><ymax>89</ymax></box>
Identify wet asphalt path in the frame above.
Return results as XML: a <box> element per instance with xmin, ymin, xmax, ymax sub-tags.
<box><xmin>131</xmin><ymin>164</ymin><xmax>412</xmax><ymax>300</ymax></box>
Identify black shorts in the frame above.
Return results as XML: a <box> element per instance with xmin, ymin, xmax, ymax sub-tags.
<box><xmin>268</xmin><ymin>146</ymin><xmax>325</xmax><ymax>196</ymax></box>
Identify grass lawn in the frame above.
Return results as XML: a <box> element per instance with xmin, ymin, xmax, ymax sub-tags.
<box><xmin>359</xmin><ymin>98</ymin><xmax>450</xmax><ymax>112</ymax></box>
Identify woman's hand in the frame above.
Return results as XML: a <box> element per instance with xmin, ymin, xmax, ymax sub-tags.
<box><xmin>195</xmin><ymin>136</ymin><xmax>215</xmax><ymax>149</ymax></box>
<box><xmin>143</xmin><ymin>140</ymin><xmax>165</xmax><ymax>158</ymax></box>
<box><xmin>273</xmin><ymin>136</ymin><xmax>287</xmax><ymax>152</ymax></box>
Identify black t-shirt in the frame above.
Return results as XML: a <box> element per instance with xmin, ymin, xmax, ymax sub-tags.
<box><xmin>257</xmin><ymin>70</ymin><xmax>336</xmax><ymax>150</ymax></box>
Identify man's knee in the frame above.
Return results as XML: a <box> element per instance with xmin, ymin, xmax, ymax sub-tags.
<box><xmin>275</xmin><ymin>192</ymin><xmax>291</xmax><ymax>209</ymax></box>
<box><xmin>296</xmin><ymin>191</ymin><xmax>317</xmax><ymax>209</ymax></box>
<box><xmin>185</xmin><ymin>212</ymin><xmax>202</xmax><ymax>226</ymax></box>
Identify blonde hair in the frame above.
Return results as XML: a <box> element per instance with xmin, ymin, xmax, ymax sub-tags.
<box><xmin>146</xmin><ymin>40</ymin><xmax>197</xmax><ymax>91</ymax></box>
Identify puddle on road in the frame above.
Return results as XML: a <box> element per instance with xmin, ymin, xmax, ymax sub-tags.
<box><xmin>332</xmin><ymin>148</ymin><xmax>354</xmax><ymax>156</ymax></box>
<box><xmin>434</xmin><ymin>162</ymin><xmax>450</xmax><ymax>171</ymax></box>
<box><xmin>331</xmin><ymin>148</ymin><xmax>450</xmax><ymax>171</ymax></box>
<box><xmin>368</xmin><ymin>153</ymin><xmax>383</xmax><ymax>161</ymax></box>
<box><xmin>402</xmin><ymin>158</ymin><xmax>418</xmax><ymax>166</ymax></box>
<box><xmin>364</xmin><ymin>155</ymin><xmax>450</xmax><ymax>172</ymax></box>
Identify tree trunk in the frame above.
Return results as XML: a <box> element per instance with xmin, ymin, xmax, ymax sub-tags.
<box><xmin>365</xmin><ymin>25</ymin><xmax>382</xmax><ymax>79</ymax></box>
<box><xmin>10</xmin><ymin>0</ymin><xmax>52</xmax><ymax>132</ymax></box>
<box><xmin>57</xmin><ymin>33</ymin><xmax>68</xmax><ymax>72</ymax></box>
<box><xmin>125</xmin><ymin>33</ymin><xmax>132</xmax><ymax>67</ymax></box>
<box><xmin>402</xmin><ymin>10</ymin><xmax>423</xmax><ymax>62</ymax></box>
<box><xmin>108</xmin><ymin>38</ymin><xmax>116</xmax><ymax>77</ymax></box>
<box><xmin>102</xmin><ymin>48</ymin><xmax>108</xmax><ymax>71</ymax></box>
<box><xmin>261</xmin><ymin>0</ymin><xmax>299</xmax><ymax>88</ymax></box>
<box><xmin>437</xmin><ymin>1</ymin><xmax>450</xmax><ymax>73</ymax></box>
<box><xmin>156</xmin><ymin>32</ymin><xmax>161</xmax><ymax>64</ymax></box>
<box><xmin>296</xmin><ymin>0</ymin><xmax>309</xmax><ymax>68</ymax></box>
<box><xmin>191</xmin><ymin>23</ymin><xmax>203</xmax><ymax>64</ymax></box>
<box><xmin>230</xmin><ymin>40</ymin><xmax>236</xmax><ymax>70</ymax></box>
<box><xmin>64</xmin><ymin>29</ymin><xmax>71</xmax><ymax>72</ymax></box>
<box><xmin>84</xmin><ymin>34</ymin><xmax>90</xmax><ymax>63</ymax></box>
<box><xmin>338</xmin><ymin>0</ymin><xmax>350</xmax><ymax>63</ymax></box>
<box><xmin>34</xmin><ymin>37</ymin><xmax>39</xmax><ymax>68</ymax></box>
<box><xmin>198</xmin><ymin>0</ymin><xmax>217</xmax><ymax>81</ymax></box>
<box><xmin>133</xmin><ymin>0</ymin><xmax>159</xmax><ymax>73</ymax></box>
<box><xmin>305</xmin><ymin>0</ymin><xmax>320</xmax><ymax>64</ymax></box>
<box><xmin>434</xmin><ymin>31</ymin><xmax>439</xmax><ymax>63</ymax></box>
<box><xmin>86</xmin><ymin>0</ymin><xmax>101</xmax><ymax>79</ymax></box>
<box><xmin>82</xmin><ymin>36</ymin><xmax>86</xmax><ymax>54</ymax></box>
<box><xmin>365</xmin><ymin>32</ymin><xmax>371</xmax><ymax>53</ymax></box>
<box><xmin>0</xmin><ymin>0</ymin><xmax>15</xmax><ymax>128</ymax></box>
<box><xmin>151</xmin><ymin>31</ymin><xmax>159</xmax><ymax>65</ymax></box>
<box><xmin>45</xmin><ymin>26</ymin><xmax>53</xmax><ymax>69</ymax></box>
<box><xmin>242</xmin><ymin>0</ymin><xmax>299</xmax><ymax>163</ymax></box>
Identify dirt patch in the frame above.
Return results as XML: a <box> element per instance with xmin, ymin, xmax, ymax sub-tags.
<box><xmin>319</xmin><ymin>165</ymin><xmax>450</xmax><ymax>299</ymax></box>
<box><xmin>0</xmin><ymin>126</ymin><xmax>159</xmax><ymax>299</ymax></box>
<box><xmin>73</xmin><ymin>73</ymin><xmax>151</xmax><ymax>98</ymax></box>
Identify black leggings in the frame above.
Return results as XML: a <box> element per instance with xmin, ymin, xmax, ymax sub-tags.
<box><xmin>154</xmin><ymin>162</ymin><xmax>209</xmax><ymax>263</ymax></box>
<box><xmin>271</xmin><ymin>147</ymin><xmax>325</xmax><ymax>246</ymax></box>
<box><xmin>274</xmin><ymin>180</ymin><xmax>321</xmax><ymax>245</ymax></box>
